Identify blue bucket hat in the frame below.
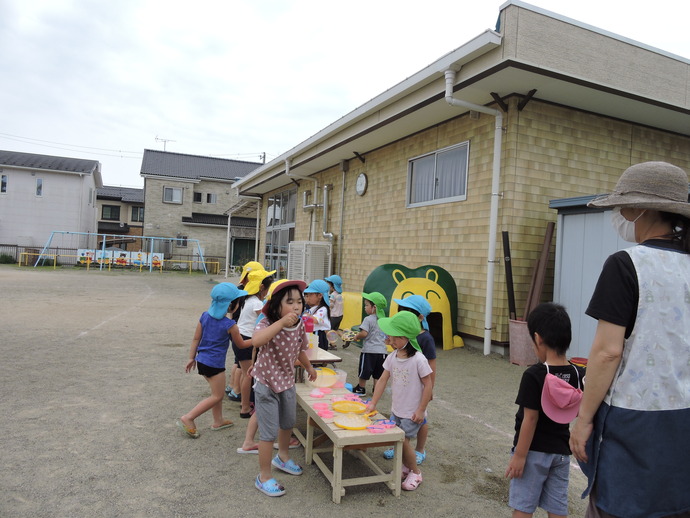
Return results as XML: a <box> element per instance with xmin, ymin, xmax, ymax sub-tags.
<box><xmin>324</xmin><ymin>274</ymin><xmax>343</xmax><ymax>293</ymax></box>
<box><xmin>303</xmin><ymin>279</ymin><xmax>330</xmax><ymax>306</ymax></box>
<box><xmin>393</xmin><ymin>295</ymin><xmax>432</xmax><ymax>331</ymax></box>
<box><xmin>208</xmin><ymin>283</ymin><xmax>248</xmax><ymax>319</ymax></box>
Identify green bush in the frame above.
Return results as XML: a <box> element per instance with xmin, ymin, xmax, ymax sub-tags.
<box><xmin>0</xmin><ymin>253</ymin><xmax>15</xmax><ymax>264</ymax></box>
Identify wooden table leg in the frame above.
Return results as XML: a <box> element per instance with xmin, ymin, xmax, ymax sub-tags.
<box><xmin>392</xmin><ymin>440</ymin><xmax>402</xmax><ymax>497</ymax></box>
<box><xmin>332</xmin><ymin>444</ymin><xmax>344</xmax><ymax>503</ymax></box>
<box><xmin>305</xmin><ymin>416</ymin><xmax>314</xmax><ymax>464</ymax></box>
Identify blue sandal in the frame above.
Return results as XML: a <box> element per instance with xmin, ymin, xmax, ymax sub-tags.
<box><xmin>272</xmin><ymin>455</ymin><xmax>303</xmax><ymax>475</ymax></box>
<box><xmin>255</xmin><ymin>475</ymin><xmax>286</xmax><ymax>497</ymax></box>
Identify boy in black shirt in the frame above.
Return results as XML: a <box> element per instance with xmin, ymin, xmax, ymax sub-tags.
<box><xmin>505</xmin><ymin>303</ymin><xmax>585</xmax><ymax>518</ymax></box>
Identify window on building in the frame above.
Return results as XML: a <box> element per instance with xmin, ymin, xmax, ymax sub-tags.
<box><xmin>407</xmin><ymin>141</ymin><xmax>469</xmax><ymax>207</ymax></box>
<box><xmin>36</xmin><ymin>178</ymin><xmax>43</xmax><ymax>197</ymax></box>
<box><xmin>131</xmin><ymin>206</ymin><xmax>144</xmax><ymax>222</ymax></box>
<box><xmin>207</xmin><ymin>193</ymin><xmax>217</xmax><ymax>204</ymax></box>
<box><xmin>102</xmin><ymin>205</ymin><xmax>121</xmax><ymax>220</ymax></box>
<box><xmin>193</xmin><ymin>192</ymin><xmax>202</xmax><ymax>203</ymax></box>
<box><xmin>163</xmin><ymin>186</ymin><xmax>182</xmax><ymax>204</ymax></box>
<box><xmin>176</xmin><ymin>235</ymin><xmax>188</xmax><ymax>247</ymax></box>
<box><xmin>264</xmin><ymin>189</ymin><xmax>296</xmax><ymax>277</ymax></box>
<box><xmin>1</xmin><ymin>174</ymin><xmax>7</xmax><ymax>193</ymax></box>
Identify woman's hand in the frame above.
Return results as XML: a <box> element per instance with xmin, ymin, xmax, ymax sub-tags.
<box><xmin>570</xmin><ymin>417</ymin><xmax>593</xmax><ymax>463</ymax></box>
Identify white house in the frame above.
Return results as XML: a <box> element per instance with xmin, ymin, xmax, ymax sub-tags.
<box><xmin>0</xmin><ymin>150</ymin><xmax>102</xmax><ymax>248</ymax></box>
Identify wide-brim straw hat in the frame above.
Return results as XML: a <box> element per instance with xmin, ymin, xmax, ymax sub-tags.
<box><xmin>588</xmin><ymin>161</ymin><xmax>690</xmax><ymax>218</ymax></box>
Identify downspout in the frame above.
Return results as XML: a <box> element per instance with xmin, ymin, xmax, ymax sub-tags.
<box><xmin>225</xmin><ymin>212</ymin><xmax>232</xmax><ymax>278</ymax></box>
<box><xmin>322</xmin><ymin>184</ymin><xmax>334</xmax><ymax>275</ymax></box>
<box><xmin>285</xmin><ymin>158</ymin><xmax>321</xmax><ymax>241</ymax></box>
<box><xmin>337</xmin><ymin>163</ymin><xmax>347</xmax><ymax>274</ymax></box>
<box><xmin>444</xmin><ymin>69</ymin><xmax>504</xmax><ymax>356</ymax></box>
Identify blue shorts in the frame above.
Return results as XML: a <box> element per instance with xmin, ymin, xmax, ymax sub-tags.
<box><xmin>508</xmin><ymin>450</ymin><xmax>570</xmax><ymax>516</ymax></box>
<box><xmin>390</xmin><ymin>413</ymin><xmax>425</xmax><ymax>439</ymax></box>
<box><xmin>253</xmin><ymin>381</ymin><xmax>296</xmax><ymax>442</ymax></box>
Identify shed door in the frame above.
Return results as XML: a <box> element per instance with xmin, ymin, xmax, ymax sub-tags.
<box><xmin>553</xmin><ymin>210</ymin><xmax>628</xmax><ymax>359</ymax></box>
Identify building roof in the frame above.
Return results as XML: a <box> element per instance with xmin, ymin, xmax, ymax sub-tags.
<box><xmin>233</xmin><ymin>0</ymin><xmax>690</xmax><ymax>196</ymax></box>
<box><xmin>181</xmin><ymin>212</ymin><xmax>256</xmax><ymax>227</ymax></box>
<box><xmin>97</xmin><ymin>186</ymin><xmax>144</xmax><ymax>203</ymax></box>
<box><xmin>0</xmin><ymin>149</ymin><xmax>100</xmax><ymax>175</ymax></box>
<box><xmin>140</xmin><ymin>149</ymin><xmax>261</xmax><ymax>182</ymax></box>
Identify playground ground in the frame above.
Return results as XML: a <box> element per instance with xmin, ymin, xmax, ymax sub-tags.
<box><xmin>0</xmin><ymin>265</ymin><xmax>588</xmax><ymax>517</ymax></box>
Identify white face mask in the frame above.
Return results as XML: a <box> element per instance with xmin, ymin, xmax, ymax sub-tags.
<box><xmin>611</xmin><ymin>207</ymin><xmax>645</xmax><ymax>242</ymax></box>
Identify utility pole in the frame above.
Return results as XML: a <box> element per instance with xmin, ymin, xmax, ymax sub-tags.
<box><xmin>155</xmin><ymin>136</ymin><xmax>176</xmax><ymax>151</ymax></box>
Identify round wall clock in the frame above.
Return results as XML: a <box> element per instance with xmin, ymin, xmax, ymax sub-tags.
<box><xmin>355</xmin><ymin>173</ymin><xmax>368</xmax><ymax>196</ymax></box>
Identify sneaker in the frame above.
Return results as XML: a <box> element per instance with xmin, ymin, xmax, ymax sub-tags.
<box><xmin>352</xmin><ymin>385</ymin><xmax>366</xmax><ymax>395</ymax></box>
<box><xmin>271</xmin><ymin>455</ymin><xmax>303</xmax><ymax>476</ymax></box>
<box><xmin>342</xmin><ymin>341</ymin><xmax>350</xmax><ymax>349</ymax></box>
<box><xmin>382</xmin><ymin>447</ymin><xmax>394</xmax><ymax>460</ymax></box>
<box><xmin>402</xmin><ymin>470</ymin><xmax>423</xmax><ymax>491</ymax></box>
<box><xmin>255</xmin><ymin>475</ymin><xmax>286</xmax><ymax>497</ymax></box>
<box><xmin>227</xmin><ymin>390</ymin><xmax>241</xmax><ymax>402</ymax></box>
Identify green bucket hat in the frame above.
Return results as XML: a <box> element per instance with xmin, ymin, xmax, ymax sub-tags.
<box><xmin>362</xmin><ymin>292</ymin><xmax>387</xmax><ymax>319</ymax></box>
<box><xmin>377</xmin><ymin>311</ymin><xmax>422</xmax><ymax>352</ymax></box>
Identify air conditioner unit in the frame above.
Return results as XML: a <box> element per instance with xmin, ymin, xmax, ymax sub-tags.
<box><xmin>287</xmin><ymin>241</ymin><xmax>332</xmax><ymax>284</ymax></box>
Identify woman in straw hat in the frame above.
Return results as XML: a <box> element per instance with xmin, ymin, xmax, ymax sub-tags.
<box><xmin>569</xmin><ymin>162</ymin><xmax>690</xmax><ymax>518</ymax></box>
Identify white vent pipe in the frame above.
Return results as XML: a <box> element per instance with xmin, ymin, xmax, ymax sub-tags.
<box><xmin>445</xmin><ymin>69</ymin><xmax>504</xmax><ymax>356</ymax></box>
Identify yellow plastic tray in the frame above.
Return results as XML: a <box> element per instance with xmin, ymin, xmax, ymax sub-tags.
<box><xmin>333</xmin><ymin>413</ymin><xmax>372</xmax><ymax>430</ymax></box>
<box><xmin>332</xmin><ymin>400</ymin><xmax>367</xmax><ymax>414</ymax></box>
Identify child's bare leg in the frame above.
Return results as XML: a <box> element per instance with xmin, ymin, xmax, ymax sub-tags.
<box><xmin>239</xmin><ymin>359</ymin><xmax>253</xmax><ymax>414</ymax></box>
<box><xmin>402</xmin><ymin>437</ymin><xmax>420</xmax><ymax>474</ymax></box>
<box><xmin>416</xmin><ymin>422</ymin><xmax>428</xmax><ymax>453</ymax></box>
<box><xmin>258</xmin><ymin>440</ymin><xmax>274</xmax><ymax>482</ymax></box>
<box><xmin>181</xmin><ymin>372</ymin><xmax>226</xmax><ymax>428</ymax></box>
<box><xmin>208</xmin><ymin>372</ymin><xmax>227</xmax><ymax>427</ymax></box>
<box><xmin>276</xmin><ymin>428</ymin><xmax>292</xmax><ymax>461</ymax></box>
<box><xmin>512</xmin><ymin>510</ymin><xmax>534</xmax><ymax>518</ymax></box>
<box><xmin>241</xmin><ymin>413</ymin><xmax>260</xmax><ymax>451</ymax></box>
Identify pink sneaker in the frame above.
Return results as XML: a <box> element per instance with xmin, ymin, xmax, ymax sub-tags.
<box><xmin>402</xmin><ymin>470</ymin><xmax>422</xmax><ymax>491</ymax></box>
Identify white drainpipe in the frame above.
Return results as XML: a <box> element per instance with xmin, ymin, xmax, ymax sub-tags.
<box><xmin>286</xmin><ymin>159</ymin><xmax>320</xmax><ymax>241</ymax></box>
<box><xmin>445</xmin><ymin>69</ymin><xmax>504</xmax><ymax>356</ymax></box>
<box><xmin>322</xmin><ymin>184</ymin><xmax>334</xmax><ymax>274</ymax></box>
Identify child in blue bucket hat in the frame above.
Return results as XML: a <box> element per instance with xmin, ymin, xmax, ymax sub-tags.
<box><xmin>382</xmin><ymin>294</ymin><xmax>437</xmax><ymax>465</ymax></box>
<box><xmin>324</xmin><ymin>275</ymin><xmax>344</xmax><ymax>337</ymax></box>
<box><xmin>303</xmin><ymin>279</ymin><xmax>331</xmax><ymax>351</ymax></box>
<box><xmin>177</xmin><ymin>283</ymin><xmax>251</xmax><ymax>438</ymax></box>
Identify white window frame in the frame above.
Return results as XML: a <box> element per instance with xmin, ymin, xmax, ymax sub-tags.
<box><xmin>406</xmin><ymin>141</ymin><xmax>469</xmax><ymax>207</ymax></box>
<box><xmin>207</xmin><ymin>193</ymin><xmax>217</xmax><ymax>204</ymax></box>
<box><xmin>163</xmin><ymin>186</ymin><xmax>182</xmax><ymax>204</ymax></box>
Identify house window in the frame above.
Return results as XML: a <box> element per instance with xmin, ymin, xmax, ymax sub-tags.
<box><xmin>1</xmin><ymin>174</ymin><xmax>7</xmax><ymax>193</ymax></box>
<box><xmin>207</xmin><ymin>193</ymin><xmax>217</xmax><ymax>204</ymax></box>
<box><xmin>36</xmin><ymin>178</ymin><xmax>43</xmax><ymax>197</ymax></box>
<box><xmin>163</xmin><ymin>186</ymin><xmax>183</xmax><ymax>204</ymax></box>
<box><xmin>176</xmin><ymin>235</ymin><xmax>188</xmax><ymax>247</ymax></box>
<box><xmin>102</xmin><ymin>205</ymin><xmax>121</xmax><ymax>220</ymax></box>
<box><xmin>131</xmin><ymin>206</ymin><xmax>144</xmax><ymax>222</ymax></box>
<box><xmin>407</xmin><ymin>141</ymin><xmax>469</xmax><ymax>207</ymax></box>
<box><xmin>193</xmin><ymin>192</ymin><xmax>202</xmax><ymax>203</ymax></box>
<box><xmin>264</xmin><ymin>189</ymin><xmax>296</xmax><ymax>277</ymax></box>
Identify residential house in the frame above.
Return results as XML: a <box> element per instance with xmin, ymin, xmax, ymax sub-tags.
<box><xmin>140</xmin><ymin>149</ymin><xmax>261</xmax><ymax>269</ymax></box>
<box><xmin>233</xmin><ymin>0</ymin><xmax>690</xmax><ymax>353</ymax></box>
<box><xmin>96</xmin><ymin>186</ymin><xmax>145</xmax><ymax>250</ymax></box>
<box><xmin>0</xmin><ymin>150</ymin><xmax>102</xmax><ymax>251</ymax></box>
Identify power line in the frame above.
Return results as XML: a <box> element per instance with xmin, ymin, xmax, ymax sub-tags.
<box><xmin>0</xmin><ymin>131</ymin><xmax>142</xmax><ymax>155</ymax></box>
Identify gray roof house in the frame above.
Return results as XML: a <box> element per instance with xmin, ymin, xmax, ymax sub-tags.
<box><xmin>140</xmin><ymin>149</ymin><xmax>261</xmax><ymax>270</ymax></box>
<box><xmin>0</xmin><ymin>150</ymin><xmax>102</xmax><ymax>248</ymax></box>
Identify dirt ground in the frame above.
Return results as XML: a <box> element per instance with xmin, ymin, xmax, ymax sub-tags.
<box><xmin>0</xmin><ymin>265</ymin><xmax>589</xmax><ymax>517</ymax></box>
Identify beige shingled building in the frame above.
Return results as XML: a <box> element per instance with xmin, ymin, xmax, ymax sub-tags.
<box><xmin>233</xmin><ymin>1</ymin><xmax>690</xmax><ymax>353</ymax></box>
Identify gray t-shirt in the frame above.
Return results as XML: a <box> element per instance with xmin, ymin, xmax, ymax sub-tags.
<box><xmin>360</xmin><ymin>314</ymin><xmax>387</xmax><ymax>354</ymax></box>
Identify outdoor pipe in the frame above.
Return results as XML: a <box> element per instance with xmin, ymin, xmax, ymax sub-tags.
<box><xmin>286</xmin><ymin>158</ymin><xmax>320</xmax><ymax>241</ymax></box>
<box><xmin>445</xmin><ymin>69</ymin><xmax>504</xmax><ymax>356</ymax></box>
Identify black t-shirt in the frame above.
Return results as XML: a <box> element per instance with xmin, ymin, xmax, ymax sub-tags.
<box><xmin>585</xmin><ymin>240</ymin><xmax>686</xmax><ymax>338</ymax></box>
<box><xmin>512</xmin><ymin>362</ymin><xmax>585</xmax><ymax>454</ymax></box>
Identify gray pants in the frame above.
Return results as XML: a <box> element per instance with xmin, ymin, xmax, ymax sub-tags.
<box><xmin>254</xmin><ymin>381</ymin><xmax>296</xmax><ymax>442</ymax></box>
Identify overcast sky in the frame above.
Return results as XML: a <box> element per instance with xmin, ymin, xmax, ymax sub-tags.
<box><xmin>1</xmin><ymin>0</ymin><xmax>689</xmax><ymax>188</ymax></box>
